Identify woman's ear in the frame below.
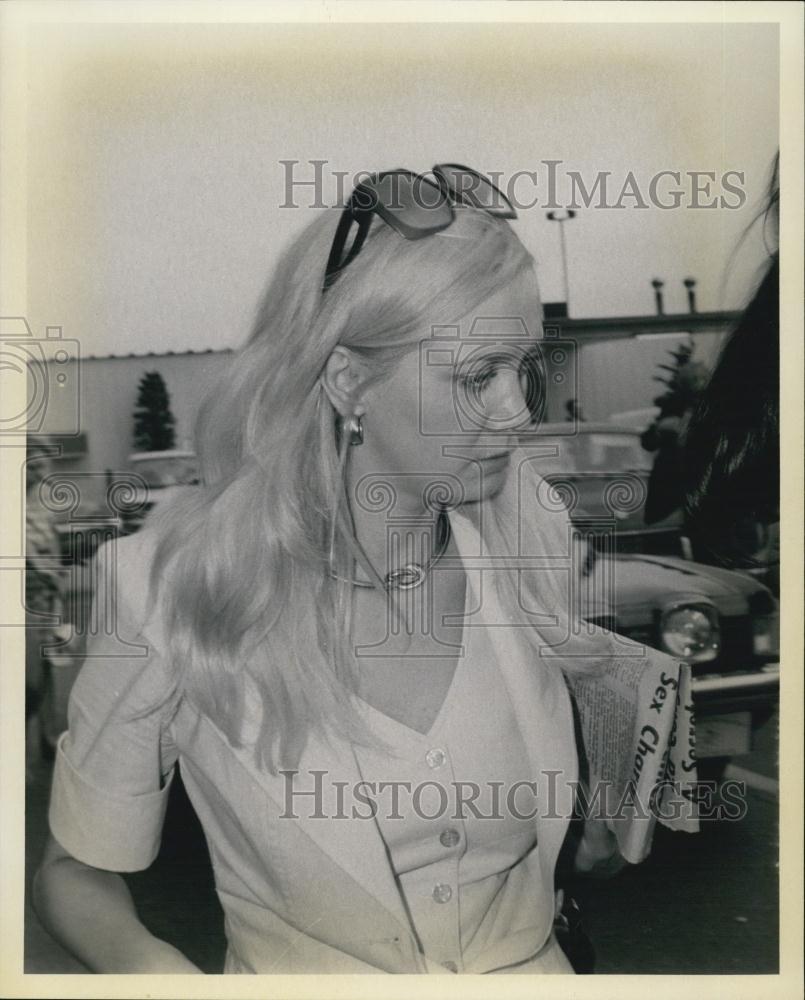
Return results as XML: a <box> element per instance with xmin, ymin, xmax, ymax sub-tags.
<box><xmin>320</xmin><ymin>346</ymin><xmax>367</xmax><ymax>418</ymax></box>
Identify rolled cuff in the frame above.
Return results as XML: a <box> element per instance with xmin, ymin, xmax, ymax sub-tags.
<box><xmin>48</xmin><ymin>731</ymin><xmax>174</xmax><ymax>873</ymax></box>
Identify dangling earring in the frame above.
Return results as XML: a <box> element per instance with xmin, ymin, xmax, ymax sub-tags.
<box><xmin>344</xmin><ymin>411</ymin><xmax>364</xmax><ymax>447</ymax></box>
<box><xmin>328</xmin><ymin>407</ymin><xmax>377</xmax><ymax>590</ymax></box>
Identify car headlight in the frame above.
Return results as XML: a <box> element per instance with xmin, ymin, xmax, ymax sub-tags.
<box><xmin>660</xmin><ymin>604</ymin><xmax>720</xmax><ymax>662</ymax></box>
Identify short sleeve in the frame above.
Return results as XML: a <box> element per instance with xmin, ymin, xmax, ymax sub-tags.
<box><xmin>48</xmin><ymin>536</ymin><xmax>180</xmax><ymax>873</ymax></box>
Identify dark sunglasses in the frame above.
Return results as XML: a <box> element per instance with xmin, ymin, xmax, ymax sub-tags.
<box><xmin>323</xmin><ymin>164</ymin><xmax>517</xmax><ymax>289</ymax></box>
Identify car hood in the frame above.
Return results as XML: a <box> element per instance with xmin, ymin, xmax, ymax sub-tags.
<box><xmin>588</xmin><ymin>553</ymin><xmax>772</xmax><ymax>627</ymax></box>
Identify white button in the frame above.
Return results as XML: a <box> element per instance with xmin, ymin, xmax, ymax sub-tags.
<box><xmin>440</xmin><ymin>828</ymin><xmax>460</xmax><ymax>848</ymax></box>
<box><xmin>432</xmin><ymin>883</ymin><xmax>453</xmax><ymax>903</ymax></box>
<box><xmin>426</xmin><ymin>748</ymin><xmax>446</xmax><ymax>769</ymax></box>
<box><xmin>443</xmin><ymin>960</ymin><xmax>458</xmax><ymax>973</ymax></box>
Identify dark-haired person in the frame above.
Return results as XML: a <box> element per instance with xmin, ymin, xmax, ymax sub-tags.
<box><xmin>683</xmin><ymin>155</ymin><xmax>779</xmax><ymax>593</ymax></box>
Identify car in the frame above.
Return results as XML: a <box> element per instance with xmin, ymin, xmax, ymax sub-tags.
<box><xmin>583</xmin><ymin>547</ymin><xmax>779</xmax><ymax>778</ymax></box>
<box><xmin>521</xmin><ymin>423</ymin><xmax>780</xmax><ymax>776</ymax></box>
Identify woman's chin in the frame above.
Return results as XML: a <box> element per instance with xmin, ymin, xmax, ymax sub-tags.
<box><xmin>464</xmin><ymin>468</ymin><xmax>509</xmax><ymax>503</ymax></box>
<box><xmin>482</xmin><ymin>477</ymin><xmax>508</xmax><ymax>500</ymax></box>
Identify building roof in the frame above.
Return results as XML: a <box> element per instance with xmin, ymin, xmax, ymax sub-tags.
<box><xmin>82</xmin><ymin>347</ymin><xmax>235</xmax><ymax>360</ymax></box>
<box><xmin>549</xmin><ymin>310</ymin><xmax>742</xmax><ymax>337</ymax></box>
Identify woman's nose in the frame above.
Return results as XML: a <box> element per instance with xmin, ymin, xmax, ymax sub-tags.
<box><xmin>484</xmin><ymin>368</ymin><xmax>533</xmax><ymax>431</ymax></box>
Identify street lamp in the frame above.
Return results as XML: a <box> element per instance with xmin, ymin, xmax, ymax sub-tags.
<box><xmin>546</xmin><ymin>209</ymin><xmax>577</xmax><ymax>314</ymax></box>
<box><xmin>683</xmin><ymin>277</ymin><xmax>697</xmax><ymax>314</ymax></box>
<box><xmin>651</xmin><ymin>278</ymin><xmax>665</xmax><ymax>316</ymax></box>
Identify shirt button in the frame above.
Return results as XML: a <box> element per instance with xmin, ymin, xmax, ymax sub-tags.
<box><xmin>439</xmin><ymin>827</ymin><xmax>460</xmax><ymax>848</ymax></box>
<box><xmin>425</xmin><ymin>748</ymin><xmax>446</xmax><ymax>769</ymax></box>
<box><xmin>443</xmin><ymin>960</ymin><xmax>458</xmax><ymax>973</ymax></box>
<box><xmin>432</xmin><ymin>883</ymin><xmax>453</xmax><ymax>904</ymax></box>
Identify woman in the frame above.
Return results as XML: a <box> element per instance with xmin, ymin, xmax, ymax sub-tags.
<box><xmin>34</xmin><ymin>167</ymin><xmax>632</xmax><ymax>974</ymax></box>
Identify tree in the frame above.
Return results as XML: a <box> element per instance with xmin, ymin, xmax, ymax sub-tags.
<box><xmin>640</xmin><ymin>340</ymin><xmax>709</xmax><ymax>525</ymax></box>
<box><xmin>650</xmin><ymin>340</ymin><xmax>709</xmax><ymax>419</ymax></box>
<box><xmin>132</xmin><ymin>371</ymin><xmax>176</xmax><ymax>451</ymax></box>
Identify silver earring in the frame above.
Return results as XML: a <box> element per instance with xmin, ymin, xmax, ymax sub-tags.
<box><xmin>344</xmin><ymin>412</ymin><xmax>364</xmax><ymax>446</ymax></box>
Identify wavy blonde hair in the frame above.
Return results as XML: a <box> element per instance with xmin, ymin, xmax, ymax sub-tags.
<box><xmin>149</xmin><ymin>204</ymin><xmax>603</xmax><ymax>772</ymax></box>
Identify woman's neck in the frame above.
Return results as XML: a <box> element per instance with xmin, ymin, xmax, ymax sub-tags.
<box><xmin>344</xmin><ymin>462</ymin><xmax>444</xmax><ymax>586</ymax></box>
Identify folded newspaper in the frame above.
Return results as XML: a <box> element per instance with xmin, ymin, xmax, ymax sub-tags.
<box><xmin>566</xmin><ymin>647</ymin><xmax>699</xmax><ymax>865</ymax></box>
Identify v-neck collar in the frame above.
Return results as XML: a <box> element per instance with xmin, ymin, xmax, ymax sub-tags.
<box><xmin>354</xmin><ymin>641</ymin><xmax>467</xmax><ymax>745</ymax></box>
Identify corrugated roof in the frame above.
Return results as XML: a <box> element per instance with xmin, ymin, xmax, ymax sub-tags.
<box><xmin>81</xmin><ymin>347</ymin><xmax>235</xmax><ymax>360</ymax></box>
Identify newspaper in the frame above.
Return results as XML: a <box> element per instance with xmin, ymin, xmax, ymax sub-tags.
<box><xmin>566</xmin><ymin>646</ymin><xmax>699</xmax><ymax>865</ymax></box>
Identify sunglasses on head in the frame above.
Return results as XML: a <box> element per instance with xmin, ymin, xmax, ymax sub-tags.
<box><xmin>323</xmin><ymin>164</ymin><xmax>517</xmax><ymax>290</ymax></box>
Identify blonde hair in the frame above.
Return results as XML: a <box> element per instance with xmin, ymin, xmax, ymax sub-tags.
<box><xmin>149</xmin><ymin>205</ymin><xmax>592</xmax><ymax>772</ymax></box>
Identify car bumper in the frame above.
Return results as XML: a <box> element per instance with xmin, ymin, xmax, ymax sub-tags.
<box><xmin>689</xmin><ymin>665</ymin><xmax>778</xmax><ymax>759</ymax></box>
<box><xmin>691</xmin><ymin>663</ymin><xmax>779</xmax><ymax>715</ymax></box>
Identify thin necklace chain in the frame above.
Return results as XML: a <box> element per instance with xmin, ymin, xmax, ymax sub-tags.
<box><xmin>330</xmin><ymin>510</ymin><xmax>451</xmax><ymax>591</ymax></box>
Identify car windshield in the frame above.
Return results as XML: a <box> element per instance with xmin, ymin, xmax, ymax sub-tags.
<box><xmin>533</xmin><ymin>432</ymin><xmax>653</xmax><ymax>475</ymax></box>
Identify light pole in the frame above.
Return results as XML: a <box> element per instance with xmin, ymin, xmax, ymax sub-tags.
<box><xmin>683</xmin><ymin>277</ymin><xmax>697</xmax><ymax>314</ymax></box>
<box><xmin>546</xmin><ymin>209</ymin><xmax>576</xmax><ymax>314</ymax></box>
<box><xmin>651</xmin><ymin>278</ymin><xmax>665</xmax><ymax>316</ymax></box>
